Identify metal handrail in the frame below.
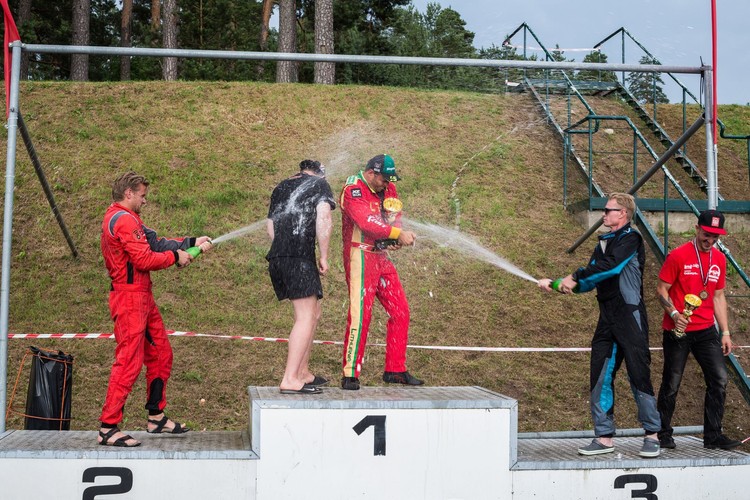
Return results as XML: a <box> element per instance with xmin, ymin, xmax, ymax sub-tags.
<box><xmin>615</xmin><ymin>83</ymin><xmax>719</xmax><ymax>199</ymax></box>
<box><xmin>718</xmin><ymin>121</ymin><xmax>750</xmax><ymax>185</ymax></box>
<box><xmin>594</xmin><ymin>27</ymin><xmax>701</xmax><ymax>104</ymax></box>
<box><xmin>516</xmin><ymin>25</ymin><xmax>750</xmax><ymax>409</ymax></box>
<box><xmin>564</xmin><ymin>115</ymin><xmax>704</xmax><ymax>256</ymax></box>
<box><xmin>504</xmin><ymin>23</ymin><xmax>597</xmax><ymax>117</ymax></box>
<box><xmin>595</xmin><ymin>27</ymin><xmax>750</xmax><ymax>182</ymax></box>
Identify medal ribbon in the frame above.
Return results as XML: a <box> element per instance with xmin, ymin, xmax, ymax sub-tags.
<box><xmin>692</xmin><ymin>239</ymin><xmax>711</xmax><ymax>293</ymax></box>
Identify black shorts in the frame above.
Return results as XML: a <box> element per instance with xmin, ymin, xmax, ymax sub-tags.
<box><xmin>268</xmin><ymin>258</ymin><xmax>323</xmax><ymax>301</ymax></box>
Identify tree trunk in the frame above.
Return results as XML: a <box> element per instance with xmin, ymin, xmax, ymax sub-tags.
<box><xmin>275</xmin><ymin>0</ymin><xmax>297</xmax><ymax>83</ymax></box>
<box><xmin>151</xmin><ymin>0</ymin><xmax>161</xmax><ymax>32</ymax></box>
<box><xmin>70</xmin><ymin>0</ymin><xmax>90</xmax><ymax>81</ymax></box>
<box><xmin>314</xmin><ymin>0</ymin><xmax>335</xmax><ymax>84</ymax></box>
<box><xmin>257</xmin><ymin>0</ymin><xmax>275</xmax><ymax>78</ymax></box>
<box><xmin>162</xmin><ymin>0</ymin><xmax>178</xmax><ymax>80</ymax></box>
<box><xmin>259</xmin><ymin>0</ymin><xmax>274</xmax><ymax>50</ymax></box>
<box><xmin>120</xmin><ymin>0</ymin><xmax>133</xmax><ymax>80</ymax></box>
<box><xmin>17</xmin><ymin>0</ymin><xmax>32</xmax><ymax>79</ymax></box>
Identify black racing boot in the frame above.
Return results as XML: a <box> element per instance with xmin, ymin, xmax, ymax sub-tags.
<box><xmin>659</xmin><ymin>435</ymin><xmax>676</xmax><ymax>449</ymax></box>
<box><xmin>341</xmin><ymin>377</ymin><xmax>360</xmax><ymax>390</ymax></box>
<box><xmin>382</xmin><ymin>371</ymin><xmax>424</xmax><ymax>386</ymax></box>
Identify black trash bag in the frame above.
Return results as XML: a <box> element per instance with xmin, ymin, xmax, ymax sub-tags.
<box><xmin>24</xmin><ymin>346</ymin><xmax>74</xmax><ymax>430</ymax></box>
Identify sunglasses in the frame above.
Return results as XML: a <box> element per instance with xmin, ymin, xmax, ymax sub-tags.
<box><xmin>603</xmin><ymin>207</ymin><xmax>623</xmax><ymax>214</ymax></box>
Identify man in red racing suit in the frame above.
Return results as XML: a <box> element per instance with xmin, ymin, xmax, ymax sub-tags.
<box><xmin>339</xmin><ymin>154</ymin><xmax>422</xmax><ymax>390</ymax></box>
<box><xmin>98</xmin><ymin>171</ymin><xmax>212</xmax><ymax>447</ymax></box>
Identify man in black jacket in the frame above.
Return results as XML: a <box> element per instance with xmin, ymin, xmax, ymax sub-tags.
<box><xmin>539</xmin><ymin>193</ymin><xmax>661</xmax><ymax>458</ymax></box>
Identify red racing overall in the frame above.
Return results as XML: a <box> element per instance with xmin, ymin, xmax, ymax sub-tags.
<box><xmin>100</xmin><ymin>202</ymin><xmax>193</xmax><ymax>425</ymax></box>
<box><xmin>340</xmin><ymin>172</ymin><xmax>409</xmax><ymax>378</ymax></box>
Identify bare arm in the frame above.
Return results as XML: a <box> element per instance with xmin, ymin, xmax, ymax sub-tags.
<box><xmin>714</xmin><ymin>288</ymin><xmax>732</xmax><ymax>355</ymax></box>
<box><xmin>266</xmin><ymin>218</ymin><xmax>274</xmax><ymax>241</ymax></box>
<box><xmin>657</xmin><ymin>279</ymin><xmax>688</xmax><ymax>332</ymax></box>
<box><xmin>315</xmin><ymin>202</ymin><xmax>332</xmax><ymax>274</ymax></box>
<box><xmin>656</xmin><ymin>279</ymin><xmax>676</xmax><ymax>315</ymax></box>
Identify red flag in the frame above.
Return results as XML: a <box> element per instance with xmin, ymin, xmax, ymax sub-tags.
<box><xmin>1</xmin><ymin>0</ymin><xmax>21</xmax><ymax>117</ymax></box>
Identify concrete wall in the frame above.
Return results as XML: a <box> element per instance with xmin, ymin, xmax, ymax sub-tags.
<box><xmin>573</xmin><ymin>210</ymin><xmax>750</xmax><ymax>235</ymax></box>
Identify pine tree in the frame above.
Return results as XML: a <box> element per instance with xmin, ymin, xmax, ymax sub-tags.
<box><xmin>626</xmin><ymin>55</ymin><xmax>669</xmax><ymax>104</ymax></box>
<box><xmin>70</xmin><ymin>0</ymin><xmax>90</xmax><ymax>80</ymax></box>
<box><xmin>162</xmin><ymin>0</ymin><xmax>178</xmax><ymax>80</ymax></box>
<box><xmin>275</xmin><ymin>0</ymin><xmax>297</xmax><ymax>83</ymax></box>
<box><xmin>577</xmin><ymin>50</ymin><xmax>617</xmax><ymax>82</ymax></box>
<box><xmin>314</xmin><ymin>0</ymin><xmax>335</xmax><ymax>84</ymax></box>
<box><xmin>120</xmin><ymin>0</ymin><xmax>133</xmax><ymax>80</ymax></box>
<box><xmin>548</xmin><ymin>44</ymin><xmax>572</xmax><ymax>81</ymax></box>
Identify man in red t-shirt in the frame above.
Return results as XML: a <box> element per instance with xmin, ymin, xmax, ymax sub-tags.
<box><xmin>656</xmin><ymin>209</ymin><xmax>741</xmax><ymax>450</ymax></box>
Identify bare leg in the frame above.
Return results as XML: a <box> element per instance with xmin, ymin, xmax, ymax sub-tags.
<box><xmin>300</xmin><ymin>299</ymin><xmax>322</xmax><ymax>384</ymax></box>
<box><xmin>280</xmin><ymin>296</ymin><xmax>319</xmax><ymax>391</ymax></box>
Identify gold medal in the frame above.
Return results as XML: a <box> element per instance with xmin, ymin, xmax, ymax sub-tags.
<box><xmin>699</xmin><ymin>289</ymin><xmax>708</xmax><ymax>300</ymax></box>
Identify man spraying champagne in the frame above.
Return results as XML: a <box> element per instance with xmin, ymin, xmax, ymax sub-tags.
<box><xmin>339</xmin><ymin>154</ymin><xmax>422</xmax><ymax>390</ymax></box>
<box><xmin>538</xmin><ymin>193</ymin><xmax>661</xmax><ymax>458</ymax></box>
<box><xmin>98</xmin><ymin>171</ymin><xmax>213</xmax><ymax>447</ymax></box>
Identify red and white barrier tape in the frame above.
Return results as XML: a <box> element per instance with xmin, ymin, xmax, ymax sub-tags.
<box><xmin>7</xmin><ymin>331</ymin><xmax>748</xmax><ymax>353</ymax></box>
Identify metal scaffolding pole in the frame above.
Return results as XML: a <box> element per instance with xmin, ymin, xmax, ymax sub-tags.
<box><xmin>0</xmin><ymin>42</ymin><xmax>23</xmax><ymax>433</ymax></box>
<box><xmin>565</xmin><ymin>115</ymin><xmax>706</xmax><ymax>254</ymax></box>
<box><xmin>23</xmin><ymin>43</ymin><xmax>705</xmax><ymax>75</ymax></box>
<box><xmin>704</xmin><ymin>68</ymin><xmax>719</xmax><ymax>209</ymax></box>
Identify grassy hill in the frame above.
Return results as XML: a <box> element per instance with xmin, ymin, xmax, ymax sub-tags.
<box><xmin>2</xmin><ymin>81</ymin><xmax>749</xmax><ymax>438</ymax></box>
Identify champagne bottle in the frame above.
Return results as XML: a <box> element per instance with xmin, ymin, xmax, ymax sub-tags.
<box><xmin>374</xmin><ymin>238</ymin><xmax>399</xmax><ymax>250</ymax></box>
<box><xmin>551</xmin><ymin>278</ymin><xmax>580</xmax><ymax>294</ymax></box>
<box><xmin>186</xmin><ymin>246</ymin><xmax>202</xmax><ymax>259</ymax></box>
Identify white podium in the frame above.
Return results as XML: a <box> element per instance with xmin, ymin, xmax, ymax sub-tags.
<box><xmin>1</xmin><ymin>385</ymin><xmax>749</xmax><ymax>499</ymax></box>
<box><xmin>250</xmin><ymin>386</ymin><xmax>517</xmax><ymax>499</ymax></box>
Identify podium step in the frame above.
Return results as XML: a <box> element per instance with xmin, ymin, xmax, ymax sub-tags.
<box><xmin>1</xmin><ymin>387</ymin><xmax>748</xmax><ymax>499</ymax></box>
<box><xmin>0</xmin><ymin>429</ymin><xmax>255</xmax><ymax>460</ymax></box>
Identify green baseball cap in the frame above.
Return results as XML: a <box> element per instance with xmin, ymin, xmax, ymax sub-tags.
<box><xmin>365</xmin><ymin>154</ymin><xmax>400</xmax><ymax>182</ymax></box>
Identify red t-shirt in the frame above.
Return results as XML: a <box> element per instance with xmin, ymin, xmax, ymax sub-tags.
<box><xmin>659</xmin><ymin>240</ymin><xmax>726</xmax><ymax>331</ymax></box>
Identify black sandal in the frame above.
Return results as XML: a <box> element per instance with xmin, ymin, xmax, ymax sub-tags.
<box><xmin>147</xmin><ymin>415</ymin><xmax>190</xmax><ymax>434</ymax></box>
<box><xmin>98</xmin><ymin>427</ymin><xmax>141</xmax><ymax>447</ymax></box>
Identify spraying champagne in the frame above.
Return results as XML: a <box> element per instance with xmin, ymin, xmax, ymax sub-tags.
<box><xmin>537</xmin><ymin>276</ymin><xmax>580</xmax><ymax>294</ymax></box>
<box><xmin>183</xmin><ymin>238</ymin><xmax>213</xmax><ymax>263</ymax></box>
<box><xmin>550</xmin><ymin>277</ymin><xmax>580</xmax><ymax>294</ymax></box>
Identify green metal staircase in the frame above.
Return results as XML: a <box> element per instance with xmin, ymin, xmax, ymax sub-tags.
<box><xmin>614</xmin><ymin>83</ymin><xmax>717</xmax><ymax>198</ymax></box>
<box><xmin>503</xmin><ymin>22</ymin><xmax>750</xmax><ymax>407</ymax></box>
<box><xmin>523</xmin><ymin>76</ymin><xmax>666</xmax><ymax>259</ymax></box>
